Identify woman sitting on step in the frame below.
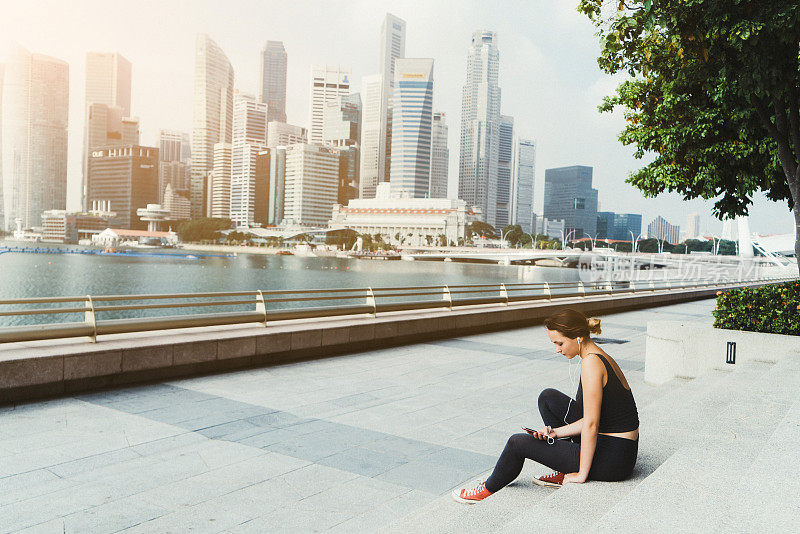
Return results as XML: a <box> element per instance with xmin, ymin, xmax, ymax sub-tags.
<box><xmin>453</xmin><ymin>308</ymin><xmax>639</xmax><ymax>503</ymax></box>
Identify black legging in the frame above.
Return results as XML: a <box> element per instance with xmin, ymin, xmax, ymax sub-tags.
<box><xmin>484</xmin><ymin>388</ymin><xmax>638</xmax><ymax>492</ymax></box>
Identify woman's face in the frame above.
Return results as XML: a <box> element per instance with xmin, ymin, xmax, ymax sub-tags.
<box><xmin>547</xmin><ymin>329</ymin><xmax>580</xmax><ymax>359</ymax></box>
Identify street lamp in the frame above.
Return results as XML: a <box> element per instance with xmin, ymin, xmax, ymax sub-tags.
<box><xmin>587</xmin><ymin>233</ymin><xmax>597</xmax><ymax>251</ymax></box>
<box><xmin>501</xmin><ymin>228</ymin><xmax>513</xmax><ymax>249</ymax></box>
<box><xmin>712</xmin><ymin>236</ymin><xmax>721</xmax><ymax>255</ymax></box>
<box><xmin>526</xmin><ymin>233</ymin><xmax>535</xmax><ymax>250</ymax></box>
<box><xmin>628</xmin><ymin>230</ymin><xmax>642</xmax><ymax>253</ymax></box>
<box><xmin>562</xmin><ymin>229</ymin><xmax>576</xmax><ymax>250</ymax></box>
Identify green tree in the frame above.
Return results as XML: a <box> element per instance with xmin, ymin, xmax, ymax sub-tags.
<box><xmin>225</xmin><ymin>231</ymin><xmax>250</xmax><ymax>244</ymax></box>
<box><xmin>326</xmin><ymin>228</ymin><xmax>359</xmax><ymax>249</ymax></box>
<box><xmin>578</xmin><ymin>0</ymin><xmax>800</xmax><ymax>273</ymax></box>
<box><xmin>175</xmin><ymin>218</ymin><xmax>232</xmax><ymax>243</ymax></box>
<box><xmin>466</xmin><ymin>221</ymin><xmax>499</xmax><ymax>240</ymax></box>
<box><xmin>501</xmin><ymin>224</ymin><xmax>525</xmax><ymax>246</ymax></box>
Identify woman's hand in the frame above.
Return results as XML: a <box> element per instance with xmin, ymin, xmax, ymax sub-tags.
<box><xmin>530</xmin><ymin>426</ymin><xmax>556</xmax><ymax>440</ymax></box>
<box><xmin>562</xmin><ymin>472</ymin><xmax>587</xmax><ymax>484</ymax></box>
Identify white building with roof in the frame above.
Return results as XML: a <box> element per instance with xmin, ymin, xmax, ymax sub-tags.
<box><xmin>91</xmin><ymin>228</ymin><xmax>178</xmax><ymax>247</ymax></box>
<box><xmin>329</xmin><ymin>184</ymin><xmax>477</xmax><ymax>246</ymax></box>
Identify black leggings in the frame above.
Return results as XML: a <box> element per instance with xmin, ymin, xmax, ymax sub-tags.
<box><xmin>484</xmin><ymin>388</ymin><xmax>638</xmax><ymax>492</ymax></box>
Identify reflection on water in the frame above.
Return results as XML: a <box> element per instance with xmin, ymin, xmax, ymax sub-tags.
<box><xmin>0</xmin><ymin>244</ymin><xmax>580</xmax><ymax>327</ymax></box>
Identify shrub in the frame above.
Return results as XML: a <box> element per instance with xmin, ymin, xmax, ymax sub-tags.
<box><xmin>713</xmin><ymin>281</ymin><xmax>800</xmax><ymax>336</ymax></box>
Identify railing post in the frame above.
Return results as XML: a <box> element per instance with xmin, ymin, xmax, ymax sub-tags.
<box><xmin>500</xmin><ymin>283</ymin><xmax>509</xmax><ymax>306</ymax></box>
<box><xmin>85</xmin><ymin>295</ymin><xmax>97</xmax><ymax>343</ymax></box>
<box><xmin>442</xmin><ymin>285</ymin><xmax>453</xmax><ymax>310</ymax></box>
<box><xmin>578</xmin><ymin>281</ymin><xmax>586</xmax><ymax>299</ymax></box>
<box><xmin>649</xmin><ymin>280</ymin><xmax>655</xmax><ymax>292</ymax></box>
<box><xmin>366</xmin><ymin>287</ymin><xmax>377</xmax><ymax>317</ymax></box>
<box><xmin>544</xmin><ymin>282</ymin><xmax>552</xmax><ymax>301</ymax></box>
<box><xmin>255</xmin><ymin>290</ymin><xmax>267</xmax><ymax>327</ymax></box>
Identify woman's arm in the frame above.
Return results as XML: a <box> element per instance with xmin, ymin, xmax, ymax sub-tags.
<box><xmin>551</xmin><ymin>418</ymin><xmax>583</xmax><ymax>438</ymax></box>
<box><xmin>566</xmin><ymin>355</ymin><xmax>604</xmax><ymax>483</ymax></box>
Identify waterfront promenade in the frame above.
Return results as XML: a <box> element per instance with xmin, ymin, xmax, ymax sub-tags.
<box><xmin>1</xmin><ymin>298</ymin><xmax>797</xmax><ymax>532</ymax></box>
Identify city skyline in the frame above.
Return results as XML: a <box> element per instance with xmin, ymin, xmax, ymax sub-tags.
<box><xmin>0</xmin><ymin>0</ymin><xmax>793</xmax><ymax>236</ymax></box>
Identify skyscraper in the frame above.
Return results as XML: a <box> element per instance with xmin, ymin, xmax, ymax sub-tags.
<box><xmin>259</xmin><ymin>41</ymin><xmax>287</xmax><ymax>123</ymax></box>
<box><xmin>358</xmin><ymin>74</ymin><xmax>384</xmax><ymax>199</ymax></box>
<box><xmin>429</xmin><ymin>112</ymin><xmax>449</xmax><ymax>199</ymax></box>
<box><xmin>511</xmin><ymin>138</ymin><xmax>535</xmax><ymax>233</ymax></box>
<box><xmin>209</xmin><ymin>143</ymin><xmax>232</xmax><ymax>219</ymax></box>
<box><xmin>159</xmin><ymin>129</ymin><xmax>190</xmax><ymax>162</ymax></box>
<box><xmin>686</xmin><ymin>212</ymin><xmax>700</xmax><ymax>239</ymax></box>
<box><xmin>380</xmin><ymin>13</ymin><xmax>407</xmax><ymax>183</ymax></box>
<box><xmin>496</xmin><ymin>115</ymin><xmax>514</xmax><ymax>228</ymax></box>
<box><xmin>323</xmin><ymin>93</ymin><xmax>361</xmax><ymax>205</ymax></box>
<box><xmin>266</xmin><ymin>122</ymin><xmax>307</xmax><ymax>147</ymax></box>
<box><xmin>647</xmin><ymin>215</ymin><xmax>680</xmax><ymax>244</ymax></box>
<box><xmin>191</xmin><ymin>34</ymin><xmax>234</xmax><ymax>219</ymax></box>
<box><xmin>82</xmin><ymin>52</ymin><xmax>134</xmax><ymax>212</ymax></box>
<box><xmin>308</xmin><ymin>65</ymin><xmax>350</xmax><ymax>144</ymax></box>
<box><xmin>85</xmin><ymin>52</ymin><xmax>131</xmax><ymax>114</ymax></box>
<box><xmin>283</xmin><ymin>144</ymin><xmax>339</xmax><ymax>226</ymax></box>
<box><xmin>459</xmin><ymin>31</ymin><xmax>501</xmax><ymax>228</ymax></box>
<box><xmin>229</xmin><ymin>91</ymin><xmax>267</xmax><ymax>227</ymax></box>
<box><xmin>2</xmin><ymin>45</ymin><xmax>69</xmax><ymax>230</ymax></box>
<box><xmin>389</xmin><ymin>58</ymin><xmax>434</xmax><ymax>199</ymax></box>
<box><xmin>254</xmin><ymin>147</ymin><xmax>285</xmax><ymax>226</ymax></box>
<box><xmin>158</xmin><ymin>130</ymin><xmax>190</xmax><ymax>219</ymax></box>
<box><xmin>87</xmin><ymin>145</ymin><xmax>159</xmax><ymax>229</ymax></box>
<box><xmin>543</xmin><ymin>165</ymin><xmax>598</xmax><ymax>239</ymax></box>
<box><xmin>322</xmin><ymin>93</ymin><xmax>361</xmax><ymax>147</ymax></box>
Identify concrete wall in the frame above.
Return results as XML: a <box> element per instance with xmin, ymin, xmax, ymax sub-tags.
<box><xmin>0</xmin><ymin>279</ymin><xmax>787</xmax><ymax>404</ymax></box>
<box><xmin>644</xmin><ymin>321</ymin><xmax>798</xmax><ymax>385</ymax></box>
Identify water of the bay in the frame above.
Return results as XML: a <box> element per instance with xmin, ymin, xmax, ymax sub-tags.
<box><xmin>0</xmin><ymin>243</ymin><xmax>579</xmax><ymax>327</ymax></box>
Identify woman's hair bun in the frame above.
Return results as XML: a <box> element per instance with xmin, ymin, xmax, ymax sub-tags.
<box><xmin>587</xmin><ymin>317</ymin><xmax>602</xmax><ymax>335</ymax></box>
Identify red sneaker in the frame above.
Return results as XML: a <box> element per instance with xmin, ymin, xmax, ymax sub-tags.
<box><xmin>451</xmin><ymin>481</ymin><xmax>493</xmax><ymax>504</ymax></box>
<box><xmin>533</xmin><ymin>471</ymin><xmax>564</xmax><ymax>487</ymax></box>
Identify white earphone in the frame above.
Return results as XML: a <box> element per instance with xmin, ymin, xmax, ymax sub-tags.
<box><xmin>563</xmin><ymin>337</ymin><xmax>583</xmax><ymax>425</ymax></box>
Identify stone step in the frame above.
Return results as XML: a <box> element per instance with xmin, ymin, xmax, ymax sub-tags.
<box><xmin>387</xmin><ymin>362</ymin><xmax>771</xmax><ymax>533</ymax></box>
<box><xmin>711</xmin><ymin>355</ymin><xmax>800</xmax><ymax>532</ymax></box>
<box><xmin>593</xmin><ymin>357</ymin><xmax>798</xmax><ymax>532</ymax></box>
<box><xmin>383</xmin><ymin>461</ymin><xmax>552</xmax><ymax>534</ymax></box>
<box><xmin>495</xmin><ymin>361</ymin><xmax>775</xmax><ymax>532</ymax></box>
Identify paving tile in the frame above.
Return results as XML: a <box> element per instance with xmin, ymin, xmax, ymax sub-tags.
<box><xmin>361</xmin><ymin>435</ymin><xmax>444</xmax><ymax>461</ymax></box>
<box><xmin>197</xmin><ymin>419</ymin><xmax>262</xmax><ymax>439</ymax></box>
<box><xmin>245</xmin><ymin>411</ymin><xmax>305</xmax><ymax>428</ymax></box>
<box><xmin>45</xmin><ymin>495</ymin><xmax>168</xmax><ymax>533</ymax></box>
<box><xmin>47</xmin><ymin>447</ymin><xmax>142</xmax><ymax>478</ymax></box>
<box><xmin>375</xmin><ymin>459</ymin><xmax>476</xmax><ymax>494</ymax></box>
<box><xmin>263</xmin><ymin>433</ymin><xmax>357</xmax><ymax>462</ymax></box>
<box><xmin>317</xmin><ymin>446</ymin><xmax>409</xmax><ymax>477</ymax></box>
<box><xmin>278</xmin><ymin>463</ymin><xmax>361</xmax><ymax>499</ymax></box>
<box><xmin>235</xmin><ymin>428</ymin><xmax>298</xmax><ymax>448</ymax></box>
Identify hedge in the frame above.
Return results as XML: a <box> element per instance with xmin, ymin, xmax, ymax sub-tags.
<box><xmin>713</xmin><ymin>281</ymin><xmax>800</xmax><ymax>336</ymax></box>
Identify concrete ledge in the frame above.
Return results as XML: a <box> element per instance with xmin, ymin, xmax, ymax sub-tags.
<box><xmin>644</xmin><ymin>321</ymin><xmax>798</xmax><ymax>385</ymax></box>
<box><xmin>0</xmin><ymin>280</ymin><xmax>787</xmax><ymax>404</ymax></box>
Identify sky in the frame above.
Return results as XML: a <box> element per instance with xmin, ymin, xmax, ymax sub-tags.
<box><xmin>1</xmin><ymin>0</ymin><xmax>795</xmax><ymax>237</ymax></box>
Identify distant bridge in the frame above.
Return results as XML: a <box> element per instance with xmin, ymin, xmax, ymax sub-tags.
<box><xmin>400</xmin><ymin>248</ymin><xmax>786</xmax><ymax>269</ymax></box>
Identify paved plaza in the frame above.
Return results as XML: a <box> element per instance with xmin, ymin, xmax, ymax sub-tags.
<box><xmin>1</xmin><ymin>300</ymin><xmax>720</xmax><ymax>532</ymax></box>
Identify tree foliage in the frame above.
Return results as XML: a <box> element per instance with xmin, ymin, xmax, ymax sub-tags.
<box><xmin>578</xmin><ymin>0</ymin><xmax>800</xmax><ymax>268</ymax></box>
<box><xmin>325</xmin><ymin>229</ymin><xmax>360</xmax><ymax>249</ymax></box>
<box><xmin>175</xmin><ymin>218</ymin><xmax>232</xmax><ymax>243</ymax></box>
<box><xmin>466</xmin><ymin>221</ymin><xmax>499</xmax><ymax>240</ymax></box>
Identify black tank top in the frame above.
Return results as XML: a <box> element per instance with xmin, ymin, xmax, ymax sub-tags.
<box><xmin>575</xmin><ymin>353</ymin><xmax>639</xmax><ymax>433</ymax></box>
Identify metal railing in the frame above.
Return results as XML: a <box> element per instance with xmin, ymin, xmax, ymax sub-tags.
<box><xmin>0</xmin><ymin>275</ymin><xmax>795</xmax><ymax>344</ymax></box>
